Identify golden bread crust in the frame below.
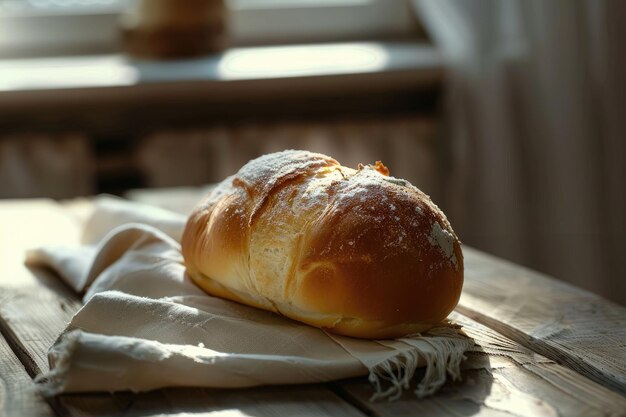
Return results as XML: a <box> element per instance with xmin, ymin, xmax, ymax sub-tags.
<box><xmin>182</xmin><ymin>150</ymin><xmax>463</xmax><ymax>339</ymax></box>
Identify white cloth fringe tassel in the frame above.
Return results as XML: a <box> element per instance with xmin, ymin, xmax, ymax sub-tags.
<box><xmin>368</xmin><ymin>326</ymin><xmax>473</xmax><ymax>401</ymax></box>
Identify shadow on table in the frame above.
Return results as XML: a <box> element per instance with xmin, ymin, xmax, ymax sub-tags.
<box><xmin>56</xmin><ymin>384</ymin><xmax>365</xmax><ymax>417</ymax></box>
<box><xmin>29</xmin><ymin>265</ymin><xmax>81</xmax><ymax>303</ymax></box>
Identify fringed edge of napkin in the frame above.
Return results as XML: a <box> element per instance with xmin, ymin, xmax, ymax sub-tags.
<box><xmin>367</xmin><ymin>326</ymin><xmax>473</xmax><ymax>401</ymax></box>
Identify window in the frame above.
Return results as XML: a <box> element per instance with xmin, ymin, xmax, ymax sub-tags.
<box><xmin>0</xmin><ymin>0</ymin><xmax>419</xmax><ymax>57</ymax></box>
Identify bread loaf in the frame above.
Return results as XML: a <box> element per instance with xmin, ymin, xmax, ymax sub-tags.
<box><xmin>182</xmin><ymin>150</ymin><xmax>463</xmax><ymax>339</ymax></box>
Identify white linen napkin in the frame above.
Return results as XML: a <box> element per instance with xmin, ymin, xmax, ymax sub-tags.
<box><xmin>27</xmin><ymin>197</ymin><xmax>473</xmax><ymax>400</ymax></box>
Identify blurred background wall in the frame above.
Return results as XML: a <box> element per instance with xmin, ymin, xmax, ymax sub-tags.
<box><xmin>136</xmin><ymin>118</ymin><xmax>438</xmax><ymax>194</ymax></box>
<box><xmin>0</xmin><ymin>118</ymin><xmax>440</xmax><ymax>200</ymax></box>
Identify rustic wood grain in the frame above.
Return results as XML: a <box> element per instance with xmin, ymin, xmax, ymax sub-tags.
<box><xmin>460</xmin><ymin>247</ymin><xmax>626</xmax><ymax>395</ymax></box>
<box><xmin>0</xmin><ymin>331</ymin><xmax>53</xmax><ymax>417</ymax></box>
<box><xmin>0</xmin><ymin>200</ymin><xmax>82</xmax><ymax>288</ymax></box>
<box><xmin>57</xmin><ymin>386</ymin><xmax>365</xmax><ymax>417</ymax></box>
<box><xmin>0</xmin><ymin>283</ymin><xmax>78</xmax><ymax>374</ymax></box>
<box><xmin>0</xmin><ymin>199</ymin><xmax>86</xmax><ymax>417</ymax></box>
<box><xmin>337</xmin><ymin>312</ymin><xmax>626</xmax><ymax>417</ymax></box>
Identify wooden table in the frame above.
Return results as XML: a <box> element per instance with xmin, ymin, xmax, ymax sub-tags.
<box><xmin>1</xmin><ymin>195</ymin><xmax>625</xmax><ymax>417</ymax></box>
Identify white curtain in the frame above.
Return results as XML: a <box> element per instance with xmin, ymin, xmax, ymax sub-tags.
<box><xmin>415</xmin><ymin>0</ymin><xmax>626</xmax><ymax>304</ymax></box>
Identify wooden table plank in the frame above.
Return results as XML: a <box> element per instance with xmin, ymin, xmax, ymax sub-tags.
<box><xmin>337</xmin><ymin>312</ymin><xmax>626</xmax><ymax>417</ymax></box>
<box><xmin>0</xmin><ymin>199</ymin><xmax>366</xmax><ymax>417</ymax></box>
<box><xmin>0</xmin><ymin>200</ymin><xmax>82</xmax><ymax>288</ymax></box>
<box><xmin>0</xmin><ymin>331</ymin><xmax>53</xmax><ymax>417</ymax></box>
<box><xmin>459</xmin><ymin>247</ymin><xmax>626</xmax><ymax>395</ymax></box>
<box><xmin>0</xmin><ymin>282</ymin><xmax>79</xmax><ymax>374</ymax></box>
<box><xmin>58</xmin><ymin>386</ymin><xmax>365</xmax><ymax>417</ymax></box>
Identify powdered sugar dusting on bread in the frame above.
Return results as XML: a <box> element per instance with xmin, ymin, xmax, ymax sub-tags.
<box><xmin>322</xmin><ymin>164</ymin><xmax>461</xmax><ymax>270</ymax></box>
<box><xmin>428</xmin><ymin>222</ymin><xmax>458</xmax><ymax>267</ymax></box>
<box><xmin>237</xmin><ymin>150</ymin><xmax>337</xmax><ymax>190</ymax></box>
<box><xmin>235</xmin><ymin>150</ymin><xmax>338</xmax><ymax>223</ymax></box>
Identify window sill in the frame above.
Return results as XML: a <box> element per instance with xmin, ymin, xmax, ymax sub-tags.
<box><xmin>0</xmin><ymin>41</ymin><xmax>443</xmax><ymax>129</ymax></box>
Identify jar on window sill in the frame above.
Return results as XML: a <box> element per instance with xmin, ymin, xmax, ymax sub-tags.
<box><xmin>120</xmin><ymin>0</ymin><xmax>227</xmax><ymax>59</ymax></box>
